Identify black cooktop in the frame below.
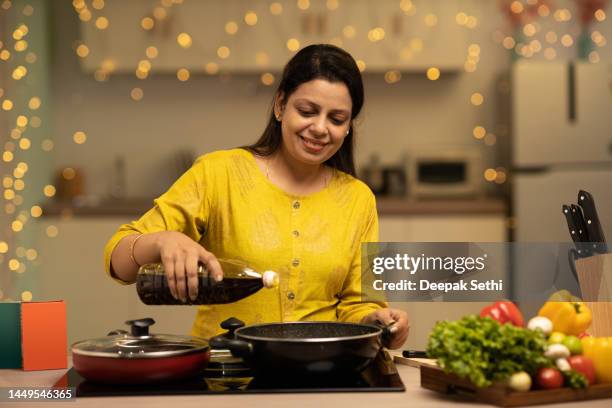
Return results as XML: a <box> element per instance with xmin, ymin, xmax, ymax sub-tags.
<box><xmin>54</xmin><ymin>352</ymin><xmax>405</xmax><ymax>396</ymax></box>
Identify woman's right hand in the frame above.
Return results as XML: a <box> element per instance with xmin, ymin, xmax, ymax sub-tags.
<box><xmin>154</xmin><ymin>231</ymin><xmax>223</xmax><ymax>302</ymax></box>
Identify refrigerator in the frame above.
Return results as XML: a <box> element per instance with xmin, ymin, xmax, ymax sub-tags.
<box><xmin>512</xmin><ymin>60</ymin><xmax>612</xmax><ymax>243</ymax></box>
<box><xmin>511</xmin><ymin>61</ymin><xmax>612</xmax><ymax>308</ymax></box>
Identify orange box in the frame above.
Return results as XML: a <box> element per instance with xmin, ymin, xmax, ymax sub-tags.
<box><xmin>20</xmin><ymin>301</ymin><xmax>67</xmax><ymax>371</ymax></box>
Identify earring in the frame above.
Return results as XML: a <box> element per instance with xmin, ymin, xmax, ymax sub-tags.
<box><xmin>346</xmin><ymin>129</ymin><xmax>350</xmax><ymax>135</ymax></box>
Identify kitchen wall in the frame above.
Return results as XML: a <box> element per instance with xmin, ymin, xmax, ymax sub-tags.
<box><xmin>49</xmin><ymin>0</ymin><xmax>510</xmax><ymax>199</ymax></box>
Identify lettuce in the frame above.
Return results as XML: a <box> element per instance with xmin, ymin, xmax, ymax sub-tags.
<box><xmin>426</xmin><ymin>315</ymin><xmax>549</xmax><ymax>387</ymax></box>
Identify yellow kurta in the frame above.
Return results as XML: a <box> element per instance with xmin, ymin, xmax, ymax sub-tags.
<box><xmin>103</xmin><ymin>148</ymin><xmax>386</xmax><ymax>339</ymax></box>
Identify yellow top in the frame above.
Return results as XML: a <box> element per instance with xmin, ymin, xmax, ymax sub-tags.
<box><xmin>103</xmin><ymin>148</ymin><xmax>386</xmax><ymax>339</ymax></box>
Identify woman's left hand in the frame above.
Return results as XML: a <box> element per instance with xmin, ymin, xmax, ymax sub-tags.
<box><xmin>362</xmin><ymin>308</ymin><xmax>409</xmax><ymax>349</ymax></box>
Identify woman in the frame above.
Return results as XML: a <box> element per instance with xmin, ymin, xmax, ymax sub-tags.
<box><xmin>104</xmin><ymin>44</ymin><xmax>409</xmax><ymax>349</ymax></box>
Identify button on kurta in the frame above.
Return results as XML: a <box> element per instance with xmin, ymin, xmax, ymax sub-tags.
<box><xmin>292</xmin><ymin>230</ymin><xmax>299</xmax><ymax>237</ymax></box>
<box><xmin>293</xmin><ymin>200</ymin><xmax>300</xmax><ymax>209</ymax></box>
<box><xmin>287</xmin><ymin>292</ymin><xmax>295</xmax><ymax>300</ymax></box>
<box><xmin>292</xmin><ymin>258</ymin><xmax>300</xmax><ymax>267</ymax></box>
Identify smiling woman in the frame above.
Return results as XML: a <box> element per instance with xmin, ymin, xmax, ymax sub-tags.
<box><xmin>103</xmin><ymin>44</ymin><xmax>409</xmax><ymax>349</ymax></box>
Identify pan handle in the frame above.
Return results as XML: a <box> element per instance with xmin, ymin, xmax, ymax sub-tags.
<box><xmin>209</xmin><ymin>336</ymin><xmax>254</xmax><ymax>357</ymax></box>
<box><xmin>375</xmin><ymin>320</ymin><xmax>396</xmax><ymax>348</ymax></box>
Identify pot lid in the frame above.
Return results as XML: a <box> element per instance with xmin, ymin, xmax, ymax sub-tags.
<box><xmin>72</xmin><ymin>318</ymin><xmax>209</xmax><ymax>359</ymax></box>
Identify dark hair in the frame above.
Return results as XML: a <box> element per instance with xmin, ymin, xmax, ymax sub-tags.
<box><xmin>244</xmin><ymin>44</ymin><xmax>364</xmax><ymax>176</ymax></box>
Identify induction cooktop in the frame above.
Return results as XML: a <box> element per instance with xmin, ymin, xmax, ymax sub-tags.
<box><xmin>53</xmin><ymin>351</ymin><xmax>405</xmax><ymax>396</ymax></box>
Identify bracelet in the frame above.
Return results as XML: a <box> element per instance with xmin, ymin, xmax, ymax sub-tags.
<box><xmin>129</xmin><ymin>233</ymin><xmax>145</xmax><ymax>268</ymax></box>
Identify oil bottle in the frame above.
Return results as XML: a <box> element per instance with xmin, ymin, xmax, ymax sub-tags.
<box><xmin>136</xmin><ymin>259</ymin><xmax>279</xmax><ymax>305</ymax></box>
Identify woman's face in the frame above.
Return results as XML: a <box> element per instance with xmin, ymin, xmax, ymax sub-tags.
<box><xmin>275</xmin><ymin>79</ymin><xmax>352</xmax><ymax>167</ymax></box>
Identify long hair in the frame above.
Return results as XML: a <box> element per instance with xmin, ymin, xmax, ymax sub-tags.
<box><xmin>244</xmin><ymin>44</ymin><xmax>364</xmax><ymax>176</ymax></box>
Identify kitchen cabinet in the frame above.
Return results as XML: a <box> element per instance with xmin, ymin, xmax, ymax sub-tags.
<box><xmin>379</xmin><ymin>214</ymin><xmax>506</xmax><ymax>242</ymax></box>
<box><xmin>379</xmin><ymin>208</ymin><xmax>507</xmax><ymax>350</ymax></box>
<box><xmin>80</xmin><ymin>0</ymin><xmax>468</xmax><ymax>73</ymax></box>
<box><xmin>512</xmin><ymin>61</ymin><xmax>612</xmax><ymax>167</ymax></box>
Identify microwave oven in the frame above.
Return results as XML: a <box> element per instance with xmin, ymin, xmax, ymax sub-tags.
<box><xmin>407</xmin><ymin>149</ymin><xmax>482</xmax><ymax>198</ymax></box>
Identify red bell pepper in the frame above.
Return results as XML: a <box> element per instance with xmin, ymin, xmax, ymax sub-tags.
<box><xmin>480</xmin><ymin>301</ymin><xmax>524</xmax><ymax>327</ymax></box>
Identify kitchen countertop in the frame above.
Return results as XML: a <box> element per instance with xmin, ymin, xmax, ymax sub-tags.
<box><xmin>42</xmin><ymin>197</ymin><xmax>507</xmax><ymax>217</ymax></box>
<box><xmin>0</xmin><ymin>355</ymin><xmax>607</xmax><ymax>408</ymax></box>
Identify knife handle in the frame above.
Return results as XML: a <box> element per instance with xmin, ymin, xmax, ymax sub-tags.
<box><xmin>402</xmin><ymin>350</ymin><xmax>428</xmax><ymax>358</ymax></box>
<box><xmin>562</xmin><ymin>205</ymin><xmax>580</xmax><ymax>244</ymax></box>
<box><xmin>577</xmin><ymin>190</ymin><xmax>608</xmax><ymax>253</ymax></box>
<box><xmin>570</xmin><ymin>204</ymin><xmax>592</xmax><ymax>257</ymax></box>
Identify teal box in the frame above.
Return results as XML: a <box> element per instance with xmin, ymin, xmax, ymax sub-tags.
<box><xmin>0</xmin><ymin>302</ymin><xmax>22</xmax><ymax>368</ymax></box>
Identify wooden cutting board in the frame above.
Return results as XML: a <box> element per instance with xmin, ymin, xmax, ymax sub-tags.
<box><xmin>392</xmin><ymin>355</ymin><xmax>438</xmax><ymax>369</ymax></box>
<box><xmin>419</xmin><ymin>364</ymin><xmax>612</xmax><ymax>407</ymax></box>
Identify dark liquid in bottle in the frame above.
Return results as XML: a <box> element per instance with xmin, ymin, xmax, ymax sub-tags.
<box><xmin>137</xmin><ymin>272</ymin><xmax>266</xmax><ymax>305</ymax></box>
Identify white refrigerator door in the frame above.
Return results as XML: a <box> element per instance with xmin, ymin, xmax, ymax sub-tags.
<box><xmin>512</xmin><ymin>61</ymin><xmax>612</xmax><ymax>167</ymax></box>
<box><xmin>514</xmin><ymin>169</ymin><xmax>612</xmax><ymax>242</ymax></box>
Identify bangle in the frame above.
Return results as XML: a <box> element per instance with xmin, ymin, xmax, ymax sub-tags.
<box><xmin>129</xmin><ymin>233</ymin><xmax>145</xmax><ymax>268</ymax></box>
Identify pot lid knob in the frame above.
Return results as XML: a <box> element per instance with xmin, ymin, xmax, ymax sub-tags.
<box><xmin>220</xmin><ymin>317</ymin><xmax>245</xmax><ymax>337</ymax></box>
<box><xmin>125</xmin><ymin>317</ymin><xmax>155</xmax><ymax>336</ymax></box>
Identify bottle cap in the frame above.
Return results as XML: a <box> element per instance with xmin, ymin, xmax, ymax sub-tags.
<box><xmin>262</xmin><ymin>271</ymin><xmax>279</xmax><ymax>288</ymax></box>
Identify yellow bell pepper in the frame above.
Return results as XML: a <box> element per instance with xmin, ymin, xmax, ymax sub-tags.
<box><xmin>582</xmin><ymin>337</ymin><xmax>612</xmax><ymax>383</ymax></box>
<box><xmin>547</xmin><ymin>289</ymin><xmax>582</xmax><ymax>302</ymax></box>
<box><xmin>537</xmin><ymin>301</ymin><xmax>592</xmax><ymax>335</ymax></box>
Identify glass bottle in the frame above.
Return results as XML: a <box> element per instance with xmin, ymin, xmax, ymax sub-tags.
<box><xmin>136</xmin><ymin>259</ymin><xmax>279</xmax><ymax>305</ymax></box>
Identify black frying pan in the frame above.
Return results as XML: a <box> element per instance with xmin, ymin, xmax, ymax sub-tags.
<box><xmin>210</xmin><ymin>318</ymin><xmax>391</xmax><ymax>378</ymax></box>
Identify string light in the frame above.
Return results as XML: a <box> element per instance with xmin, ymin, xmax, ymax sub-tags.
<box><xmin>145</xmin><ymin>46</ymin><xmax>158</xmax><ymax>59</ymax></box>
<box><xmin>342</xmin><ymin>25</ymin><xmax>356</xmax><ymax>38</ymax></box>
<box><xmin>225</xmin><ymin>21</ymin><xmax>238</xmax><ymax>35</ymax></box>
<box><xmin>426</xmin><ymin>67</ymin><xmax>440</xmax><ymax>80</ymax></box>
<box><xmin>297</xmin><ymin>0</ymin><xmax>310</xmax><ymax>11</ymax></box>
<box><xmin>177</xmin><ymin>68</ymin><xmax>190</xmax><ymax>81</ymax></box>
<box><xmin>384</xmin><ymin>70</ymin><xmax>401</xmax><ymax>84</ymax></box>
<box><xmin>177</xmin><ymin>33</ymin><xmax>192</xmax><ymax>48</ymax></box>
<box><xmin>141</xmin><ymin>17</ymin><xmax>154</xmax><ymax>30</ymax></box>
<box><xmin>153</xmin><ymin>7</ymin><xmax>167</xmax><ymax>20</ymax></box>
<box><xmin>46</xmin><ymin>225</ymin><xmax>59</xmax><ymax>238</ymax></box>
<box><xmin>424</xmin><ymin>14</ymin><xmax>438</xmax><ymax>27</ymax></box>
<box><xmin>217</xmin><ymin>46</ymin><xmax>230</xmax><ymax>59</ymax></box>
<box><xmin>260</xmin><ymin>73</ymin><xmax>275</xmax><ymax>86</ymax></box>
<box><xmin>355</xmin><ymin>59</ymin><xmax>366</xmax><ymax>72</ymax></box>
<box><xmin>367</xmin><ymin>28</ymin><xmax>385</xmax><ymax>42</ymax></box>
<box><xmin>204</xmin><ymin>62</ymin><xmax>219</xmax><ymax>75</ymax></box>
<box><xmin>561</xmin><ymin>34</ymin><xmax>573</xmax><ymax>47</ymax></box>
<box><xmin>28</xmin><ymin>96</ymin><xmax>41</xmax><ymax>110</ymax></box>
<box><xmin>95</xmin><ymin>16</ymin><xmax>109</xmax><ymax>30</ymax></box>
<box><xmin>244</xmin><ymin>11</ymin><xmax>258</xmax><ymax>26</ymax></box>
<box><xmin>269</xmin><ymin>2</ymin><xmax>283</xmax><ymax>15</ymax></box>
<box><xmin>30</xmin><ymin>206</ymin><xmax>43</xmax><ymax>218</ymax></box>
<box><xmin>286</xmin><ymin>39</ymin><xmax>300</xmax><ymax>51</ymax></box>
<box><xmin>470</xmin><ymin>93</ymin><xmax>484</xmax><ymax>106</ymax></box>
<box><xmin>76</xmin><ymin>44</ymin><xmax>89</xmax><ymax>58</ymax></box>
<box><xmin>594</xmin><ymin>9</ymin><xmax>606</xmax><ymax>21</ymax></box>
<box><xmin>473</xmin><ymin>126</ymin><xmax>486</xmax><ymax>139</ymax></box>
<box><xmin>130</xmin><ymin>87</ymin><xmax>144</xmax><ymax>101</ymax></box>
<box><xmin>73</xmin><ymin>131</ymin><xmax>87</xmax><ymax>144</ymax></box>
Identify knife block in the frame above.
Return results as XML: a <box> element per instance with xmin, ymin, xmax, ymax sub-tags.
<box><xmin>575</xmin><ymin>253</ymin><xmax>612</xmax><ymax>336</ymax></box>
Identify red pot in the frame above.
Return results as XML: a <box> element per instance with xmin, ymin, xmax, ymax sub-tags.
<box><xmin>72</xmin><ymin>318</ymin><xmax>210</xmax><ymax>384</ymax></box>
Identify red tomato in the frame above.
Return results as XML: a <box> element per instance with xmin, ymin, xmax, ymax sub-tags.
<box><xmin>568</xmin><ymin>355</ymin><xmax>596</xmax><ymax>385</ymax></box>
<box><xmin>536</xmin><ymin>368</ymin><xmax>564</xmax><ymax>389</ymax></box>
